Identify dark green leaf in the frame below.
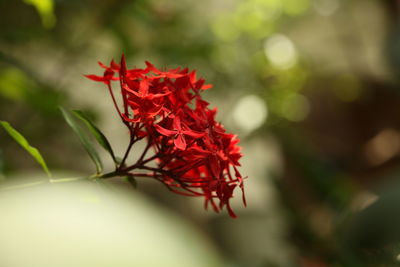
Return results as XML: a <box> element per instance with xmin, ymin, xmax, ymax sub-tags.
<box><xmin>0</xmin><ymin>121</ymin><xmax>51</xmax><ymax>177</ymax></box>
<box><xmin>126</xmin><ymin>175</ymin><xmax>137</xmax><ymax>188</ymax></box>
<box><xmin>72</xmin><ymin>110</ymin><xmax>117</xmax><ymax>165</ymax></box>
<box><xmin>60</xmin><ymin>107</ymin><xmax>103</xmax><ymax>174</ymax></box>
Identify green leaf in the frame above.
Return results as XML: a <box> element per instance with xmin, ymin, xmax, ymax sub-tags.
<box><xmin>72</xmin><ymin>110</ymin><xmax>117</xmax><ymax>165</ymax></box>
<box><xmin>0</xmin><ymin>121</ymin><xmax>51</xmax><ymax>177</ymax></box>
<box><xmin>60</xmin><ymin>107</ymin><xmax>103</xmax><ymax>174</ymax></box>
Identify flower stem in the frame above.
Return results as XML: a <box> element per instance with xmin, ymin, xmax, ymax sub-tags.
<box><xmin>118</xmin><ymin>135</ymin><xmax>136</xmax><ymax>170</ymax></box>
<box><xmin>0</xmin><ymin>176</ymin><xmax>90</xmax><ymax>191</ymax></box>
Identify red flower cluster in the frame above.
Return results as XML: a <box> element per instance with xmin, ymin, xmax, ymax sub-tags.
<box><xmin>86</xmin><ymin>55</ymin><xmax>246</xmax><ymax>218</ymax></box>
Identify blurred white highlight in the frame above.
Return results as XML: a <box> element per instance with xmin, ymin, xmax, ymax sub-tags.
<box><xmin>264</xmin><ymin>34</ymin><xmax>298</xmax><ymax>69</ymax></box>
<box><xmin>232</xmin><ymin>95</ymin><xmax>267</xmax><ymax>133</ymax></box>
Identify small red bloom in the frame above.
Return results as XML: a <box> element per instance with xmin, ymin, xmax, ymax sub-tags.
<box><xmin>155</xmin><ymin>116</ymin><xmax>204</xmax><ymax>150</ymax></box>
<box><xmin>86</xmin><ymin>54</ymin><xmax>246</xmax><ymax>218</ymax></box>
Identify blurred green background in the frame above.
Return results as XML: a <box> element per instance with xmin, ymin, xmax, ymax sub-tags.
<box><xmin>2</xmin><ymin>0</ymin><xmax>400</xmax><ymax>266</ymax></box>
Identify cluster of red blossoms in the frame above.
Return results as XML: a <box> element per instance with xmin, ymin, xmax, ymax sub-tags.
<box><xmin>86</xmin><ymin>55</ymin><xmax>246</xmax><ymax>218</ymax></box>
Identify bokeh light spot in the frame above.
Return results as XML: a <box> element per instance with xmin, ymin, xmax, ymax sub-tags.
<box><xmin>233</xmin><ymin>95</ymin><xmax>268</xmax><ymax>133</ymax></box>
<box><xmin>264</xmin><ymin>34</ymin><xmax>298</xmax><ymax>70</ymax></box>
<box><xmin>364</xmin><ymin>128</ymin><xmax>400</xmax><ymax>166</ymax></box>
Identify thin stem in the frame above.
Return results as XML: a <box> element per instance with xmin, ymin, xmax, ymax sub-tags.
<box><xmin>137</xmin><ymin>141</ymin><xmax>152</xmax><ymax>164</ymax></box>
<box><xmin>129</xmin><ymin>173</ymin><xmax>164</xmax><ymax>180</ymax></box>
<box><xmin>50</xmin><ymin>177</ymin><xmax>89</xmax><ymax>183</ymax></box>
<box><xmin>0</xmin><ymin>180</ymin><xmax>47</xmax><ymax>191</ymax></box>
<box><xmin>135</xmin><ymin>165</ymin><xmax>167</xmax><ymax>174</ymax></box>
<box><xmin>118</xmin><ymin>59</ymin><xmax>129</xmax><ymax>117</ymax></box>
<box><xmin>107</xmin><ymin>83</ymin><xmax>123</xmax><ymax>119</ymax></box>
<box><xmin>100</xmin><ymin>170</ymin><xmax>119</xmax><ymax>179</ymax></box>
<box><xmin>0</xmin><ymin>176</ymin><xmax>91</xmax><ymax>191</ymax></box>
<box><xmin>118</xmin><ymin>135</ymin><xmax>136</xmax><ymax>170</ymax></box>
<box><xmin>119</xmin><ymin>163</ymin><xmax>167</xmax><ymax>176</ymax></box>
<box><xmin>140</xmin><ymin>154</ymin><xmax>159</xmax><ymax>166</ymax></box>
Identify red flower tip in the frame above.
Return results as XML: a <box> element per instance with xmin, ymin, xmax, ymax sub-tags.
<box><xmin>84</xmin><ymin>74</ymin><xmax>103</xmax><ymax>81</ymax></box>
<box><xmin>84</xmin><ymin>74</ymin><xmax>110</xmax><ymax>84</ymax></box>
<box><xmin>145</xmin><ymin>61</ymin><xmax>155</xmax><ymax>69</ymax></box>
<box><xmin>98</xmin><ymin>61</ymin><xmax>108</xmax><ymax>69</ymax></box>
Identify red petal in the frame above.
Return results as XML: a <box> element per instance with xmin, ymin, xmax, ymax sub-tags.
<box><xmin>122</xmin><ymin>84</ymin><xmax>137</xmax><ymax>95</ymax></box>
<box><xmin>226</xmin><ymin>202</ymin><xmax>237</xmax><ymax>218</ymax></box>
<box><xmin>145</xmin><ymin>92</ymin><xmax>170</xmax><ymax>100</ymax></box>
<box><xmin>180</xmin><ymin>68</ymin><xmax>189</xmax><ymax>74</ymax></box>
<box><xmin>187</xmin><ymin>146</ymin><xmax>211</xmax><ymax>155</ymax></box>
<box><xmin>147</xmin><ymin>104</ymin><xmax>164</xmax><ymax>116</ymax></box>
<box><xmin>201</xmin><ymin>84</ymin><xmax>213</xmax><ymax>90</ymax></box>
<box><xmin>121</xmin><ymin>113</ymin><xmax>140</xmax><ymax>123</ymax></box>
<box><xmin>84</xmin><ymin>74</ymin><xmax>106</xmax><ymax>82</ymax></box>
<box><xmin>98</xmin><ymin>61</ymin><xmax>108</xmax><ymax>69</ymax></box>
<box><xmin>240</xmin><ymin>182</ymin><xmax>247</xmax><ymax>207</ymax></box>
<box><xmin>145</xmin><ymin>61</ymin><xmax>183</xmax><ymax>78</ymax></box>
<box><xmin>173</xmin><ymin>116</ymin><xmax>182</xmax><ymax>131</ymax></box>
<box><xmin>174</xmin><ymin>134</ymin><xmax>186</xmax><ymax>150</ymax></box>
<box><xmin>110</xmin><ymin>59</ymin><xmax>120</xmax><ymax>70</ymax></box>
<box><xmin>209</xmin><ymin>157</ymin><xmax>221</xmax><ymax>177</ymax></box>
<box><xmin>104</xmin><ymin>69</ymin><xmax>115</xmax><ymax>80</ymax></box>
<box><xmin>154</xmin><ymin>124</ymin><xmax>177</xmax><ymax>136</ymax></box>
<box><xmin>170</xmin><ymin>66</ymin><xmax>182</xmax><ymax>73</ymax></box>
<box><xmin>182</xmin><ymin>130</ymin><xmax>204</xmax><ymax>138</ymax></box>
<box><xmin>206</xmin><ymin>198</ymin><xmax>220</xmax><ymax>213</ymax></box>
<box><xmin>189</xmin><ymin>71</ymin><xmax>197</xmax><ymax>84</ymax></box>
<box><xmin>139</xmin><ymin>79</ymin><xmax>149</xmax><ymax>95</ymax></box>
<box><xmin>165</xmin><ymin>73</ymin><xmax>184</xmax><ymax>78</ymax></box>
<box><xmin>145</xmin><ymin>61</ymin><xmax>156</xmax><ymax>69</ymax></box>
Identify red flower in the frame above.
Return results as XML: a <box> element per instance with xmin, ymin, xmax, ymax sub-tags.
<box><xmin>86</xmin><ymin>54</ymin><xmax>246</xmax><ymax>218</ymax></box>
<box><xmin>155</xmin><ymin>115</ymin><xmax>204</xmax><ymax>150</ymax></box>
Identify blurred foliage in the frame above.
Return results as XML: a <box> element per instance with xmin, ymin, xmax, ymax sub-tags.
<box><xmin>0</xmin><ymin>65</ymin><xmax>60</xmax><ymax>114</ymax></box>
<box><xmin>24</xmin><ymin>0</ymin><xmax>56</xmax><ymax>28</ymax></box>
